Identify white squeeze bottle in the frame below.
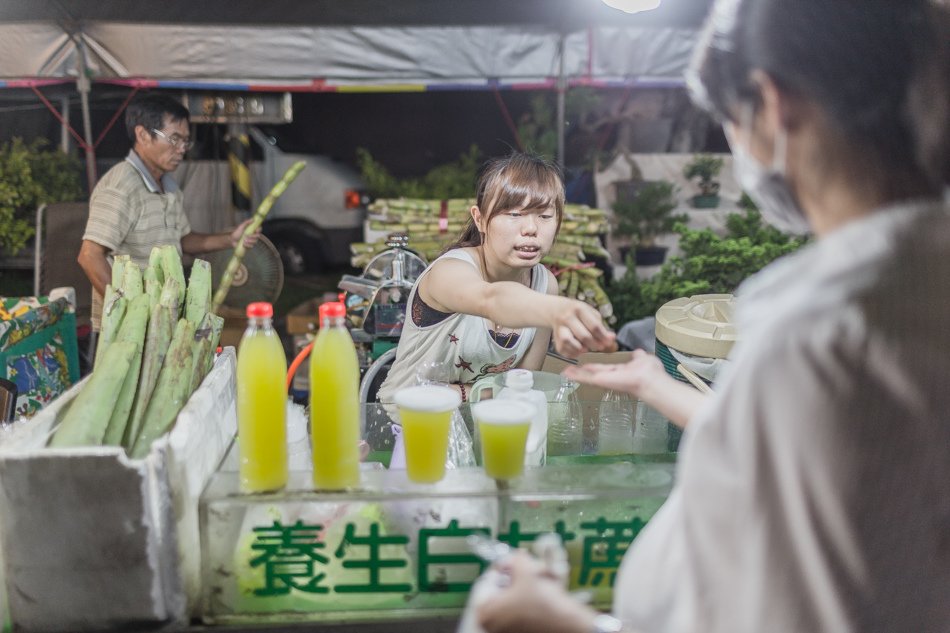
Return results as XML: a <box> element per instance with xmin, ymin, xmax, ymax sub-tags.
<box><xmin>496</xmin><ymin>369</ymin><xmax>548</xmax><ymax>466</ymax></box>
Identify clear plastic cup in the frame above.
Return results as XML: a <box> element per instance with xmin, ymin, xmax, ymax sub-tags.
<box><xmin>473</xmin><ymin>400</ymin><xmax>536</xmax><ymax>480</ymax></box>
<box><xmin>393</xmin><ymin>385</ymin><xmax>461</xmax><ymax>483</ymax></box>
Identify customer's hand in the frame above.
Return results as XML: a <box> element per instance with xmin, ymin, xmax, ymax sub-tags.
<box><xmin>230</xmin><ymin>219</ymin><xmax>261</xmax><ymax>249</ymax></box>
<box><xmin>563</xmin><ymin>349</ymin><xmax>666</xmax><ymax>399</ymax></box>
<box><xmin>550</xmin><ymin>298</ymin><xmax>616</xmax><ymax>359</ymax></box>
<box><xmin>478</xmin><ymin>551</ymin><xmax>597</xmax><ymax>633</ymax></box>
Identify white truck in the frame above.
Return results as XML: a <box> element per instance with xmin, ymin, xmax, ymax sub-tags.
<box><xmin>246</xmin><ymin>128</ymin><xmax>368</xmax><ymax>275</ymax></box>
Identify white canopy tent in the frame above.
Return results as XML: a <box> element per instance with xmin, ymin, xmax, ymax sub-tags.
<box><xmin>0</xmin><ymin>0</ymin><xmax>710</xmax><ymax>185</ymax></box>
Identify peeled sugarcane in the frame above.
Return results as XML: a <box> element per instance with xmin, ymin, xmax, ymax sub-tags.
<box><xmin>148</xmin><ymin>247</ymin><xmax>165</xmax><ymax>287</ymax></box>
<box><xmin>101</xmin><ymin>294</ymin><xmax>150</xmax><ymax>446</ymax></box>
<box><xmin>95</xmin><ymin>285</ymin><xmax>126</xmax><ymax>365</ymax></box>
<box><xmin>144</xmin><ymin>266</ymin><xmax>162</xmax><ymax>312</ymax></box>
<box><xmin>206</xmin><ymin>313</ymin><xmax>224</xmax><ymax>376</ymax></box>
<box><xmin>189</xmin><ymin>313</ymin><xmax>215</xmax><ymax>393</ymax></box>
<box><xmin>212</xmin><ymin>160</ymin><xmax>306</xmax><ymax>313</ymax></box>
<box><xmin>185</xmin><ymin>258</ymin><xmax>211</xmax><ymax>327</ymax></box>
<box><xmin>111</xmin><ymin>254</ymin><xmax>130</xmax><ymax>288</ymax></box>
<box><xmin>122</xmin><ymin>260</ymin><xmax>143</xmax><ymax>300</ymax></box>
<box><xmin>49</xmin><ymin>341</ymin><xmax>137</xmax><ymax>448</ymax></box>
<box><xmin>124</xmin><ymin>276</ymin><xmax>179</xmax><ymax>451</ymax></box>
<box><xmin>131</xmin><ymin>318</ymin><xmax>195</xmax><ymax>458</ymax></box>
<box><xmin>157</xmin><ymin>245</ymin><xmax>186</xmax><ymax>313</ymax></box>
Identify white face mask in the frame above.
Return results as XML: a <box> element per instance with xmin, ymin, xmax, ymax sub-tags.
<box><xmin>726</xmin><ymin>105</ymin><xmax>811</xmax><ymax>235</ymax></box>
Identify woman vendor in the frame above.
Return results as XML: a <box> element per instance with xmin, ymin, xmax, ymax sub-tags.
<box><xmin>376</xmin><ymin>152</ymin><xmax>615</xmax><ymax>406</ymax></box>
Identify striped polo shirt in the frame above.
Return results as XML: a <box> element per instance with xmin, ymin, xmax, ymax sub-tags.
<box><xmin>84</xmin><ymin>150</ymin><xmax>191</xmax><ymax>328</ymax></box>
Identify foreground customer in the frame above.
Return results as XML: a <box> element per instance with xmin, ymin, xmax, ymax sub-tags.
<box><xmin>480</xmin><ymin>0</ymin><xmax>950</xmax><ymax>631</ymax></box>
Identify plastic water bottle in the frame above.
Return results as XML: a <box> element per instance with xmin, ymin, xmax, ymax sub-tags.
<box><xmin>496</xmin><ymin>369</ymin><xmax>548</xmax><ymax>466</ymax></box>
<box><xmin>598</xmin><ymin>389</ymin><xmax>635</xmax><ymax>455</ymax></box>
<box><xmin>547</xmin><ymin>382</ymin><xmax>583</xmax><ymax>456</ymax></box>
<box><xmin>632</xmin><ymin>402</ymin><xmax>669</xmax><ymax>454</ymax></box>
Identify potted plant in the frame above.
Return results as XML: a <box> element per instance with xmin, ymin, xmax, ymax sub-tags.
<box><xmin>612</xmin><ymin>180</ymin><xmax>687</xmax><ymax>266</ymax></box>
<box><xmin>683</xmin><ymin>154</ymin><xmax>724</xmax><ymax>208</ymax></box>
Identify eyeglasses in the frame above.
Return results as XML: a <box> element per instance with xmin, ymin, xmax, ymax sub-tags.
<box><xmin>151</xmin><ymin>128</ymin><xmax>195</xmax><ymax>151</ymax></box>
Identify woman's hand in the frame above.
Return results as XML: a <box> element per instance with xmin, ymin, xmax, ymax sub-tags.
<box><xmin>564</xmin><ymin>349</ymin><xmax>709</xmax><ymax>429</ymax></box>
<box><xmin>550</xmin><ymin>297</ymin><xmax>616</xmax><ymax>359</ymax></box>
<box><xmin>562</xmin><ymin>349</ymin><xmax>664</xmax><ymax>396</ymax></box>
<box><xmin>477</xmin><ymin>551</ymin><xmax>598</xmax><ymax>633</ymax></box>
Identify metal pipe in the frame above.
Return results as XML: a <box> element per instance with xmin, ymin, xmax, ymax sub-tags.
<box><xmin>60</xmin><ymin>96</ymin><xmax>70</xmax><ymax>154</ymax></box>
<box><xmin>556</xmin><ymin>31</ymin><xmax>566</xmax><ymax>167</ymax></box>
<box><xmin>76</xmin><ymin>36</ymin><xmax>98</xmax><ymax>193</ymax></box>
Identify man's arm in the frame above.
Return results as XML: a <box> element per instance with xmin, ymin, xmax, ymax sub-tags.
<box><xmin>180</xmin><ymin>219</ymin><xmax>260</xmax><ymax>255</ymax></box>
<box><xmin>77</xmin><ymin>239</ymin><xmax>112</xmax><ymax>297</ymax></box>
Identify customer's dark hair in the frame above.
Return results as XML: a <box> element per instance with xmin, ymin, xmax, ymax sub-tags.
<box><xmin>448</xmin><ymin>151</ymin><xmax>565</xmax><ymax>252</ymax></box>
<box><xmin>688</xmin><ymin>0</ymin><xmax>950</xmax><ymax>190</ymax></box>
<box><xmin>125</xmin><ymin>93</ymin><xmax>190</xmax><ymax>143</ymax></box>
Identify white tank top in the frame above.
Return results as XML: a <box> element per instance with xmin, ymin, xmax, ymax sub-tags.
<box><xmin>377</xmin><ymin>248</ymin><xmax>550</xmax><ymax>404</ymax></box>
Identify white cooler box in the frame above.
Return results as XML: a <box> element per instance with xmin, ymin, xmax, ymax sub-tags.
<box><xmin>0</xmin><ymin>348</ymin><xmax>237</xmax><ymax>632</ymax></box>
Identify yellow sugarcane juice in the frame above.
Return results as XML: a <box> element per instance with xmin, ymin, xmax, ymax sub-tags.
<box><xmin>310</xmin><ymin>302</ymin><xmax>361</xmax><ymax>490</ymax></box>
<box><xmin>236</xmin><ymin>302</ymin><xmax>288</xmax><ymax>493</ymax></box>
<box><xmin>474</xmin><ymin>400</ymin><xmax>535</xmax><ymax>480</ymax></box>
<box><xmin>393</xmin><ymin>385</ymin><xmax>461</xmax><ymax>483</ymax></box>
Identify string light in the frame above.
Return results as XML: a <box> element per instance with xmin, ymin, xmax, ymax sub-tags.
<box><xmin>601</xmin><ymin>0</ymin><xmax>662</xmax><ymax>14</ymax></box>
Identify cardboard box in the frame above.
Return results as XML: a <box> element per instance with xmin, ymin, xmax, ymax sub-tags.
<box><xmin>541</xmin><ymin>351</ymin><xmax>633</xmax><ymax>402</ymax></box>
<box><xmin>0</xmin><ymin>349</ymin><xmax>238</xmax><ymax>632</ymax></box>
<box><xmin>287</xmin><ymin>298</ymin><xmax>321</xmax><ymax>335</ymax></box>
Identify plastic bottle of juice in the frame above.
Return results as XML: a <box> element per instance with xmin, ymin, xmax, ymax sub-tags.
<box><xmin>309</xmin><ymin>301</ymin><xmax>361</xmax><ymax>490</ymax></box>
<box><xmin>236</xmin><ymin>302</ymin><xmax>288</xmax><ymax>493</ymax></box>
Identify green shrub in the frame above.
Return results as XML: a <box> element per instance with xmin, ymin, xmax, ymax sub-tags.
<box><xmin>608</xmin><ymin>204</ymin><xmax>808</xmax><ymax>324</ymax></box>
<box><xmin>0</xmin><ymin>138</ymin><xmax>84</xmax><ymax>255</ymax></box>
<box><xmin>357</xmin><ymin>145</ymin><xmax>482</xmax><ymax>199</ymax></box>
<box><xmin>611</xmin><ymin>180</ymin><xmax>687</xmax><ymax>247</ymax></box>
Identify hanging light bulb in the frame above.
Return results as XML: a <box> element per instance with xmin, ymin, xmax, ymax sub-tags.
<box><xmin>601</xmin><ymin>0</ymin><xmax>662</xmax><ymax>14</ymax></box>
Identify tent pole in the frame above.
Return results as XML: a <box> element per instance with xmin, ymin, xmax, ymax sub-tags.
<box><xmin>76</xmin><ymin>37</ymin><xmax>98</xmax><ymax>192</ymax></box>
<box><xmin>556</xmin><ymin>31</ymin><xmax>566</xmax><ymax>167</ymax></box>
<box><xmin>60</xmin><ymin>96</ymin><xmax>71</xmax><ymax>155</ymax></box>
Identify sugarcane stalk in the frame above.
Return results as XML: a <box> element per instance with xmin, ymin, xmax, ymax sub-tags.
<box><xmin>131</xmin><ymin>318</ymin><xmax>195</xmax><ymax>458</ymax></box>
<box><xmin>111</xmin><ymin>255</ymin><xmax>130</xmax><ymax>289</ymax></box>
<box><xmin>124</xmin><ymin>278</ymin><xmax>179</xmax><ymax>450</ymax></box>
<box><xmin>158</xmin><ymin>245</ymin><xmax>186</xmax><ymax>314</ymax></box>
<box><xmin>95</xmin><ymin>284</ymin><xmax>126</xmax><ymax>366</ymax></box>
<box><xmin>189</xmin><ymin>313</ymin><xmax>214</xmax><ymax>393</ymax></box>
<box><xmin>102</xmin><ymin>294</ymin><xmax>150</xmax><ymax>446</ymax></box>
<box><xmin>49</xmin><ymin>341</ymin><xmax>137</xmax><ymax>448</ymax></box>
<box><xmin>212</xmin><ymin>160</ymin><xmax>306</xmax><ymax>313</ymax></box>
<box><xmin>148</xmin><ymin>247</ymin><xmax>165</xmax><ymax>287</ymax></box>
<box><xmin>185</xmin><ymin>258</ymin><xmax>212</xmax><ymax>327</ymax></box>
<box><xmin>144</xmin><ymin>266</ymin><xmax>161</xmax><ymax>312</ymax></box>
<box><xmin>122</xmin><ymin>259</ymin><xmax>143</xmax><ymax>300</ymax></box>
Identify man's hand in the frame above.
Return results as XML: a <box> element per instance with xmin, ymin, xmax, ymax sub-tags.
<box><xmin>229</xmin><ymin>219</ymin><xmax>262</xmax><ymax>249</ymax></box>
<box><xmin>477</xmin><ymin>551</ymin><xmax>598</xmax><ymax>633</ymax></box>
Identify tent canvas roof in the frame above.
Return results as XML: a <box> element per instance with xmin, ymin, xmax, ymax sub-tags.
<box><xmin>0</xmin><ymin>0</ymin><xmax>711</xmax><ymax>90</ymax></box>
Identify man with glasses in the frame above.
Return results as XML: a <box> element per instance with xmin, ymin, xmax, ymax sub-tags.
<box><xmin>78</xmin><ymin>93</ymin><xmax>259</xmax><ymax>335</ymax></box>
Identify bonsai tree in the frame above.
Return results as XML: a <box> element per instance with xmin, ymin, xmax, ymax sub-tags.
<box><xmin>611</xmin><ymin>180</ymin><xmax>687</xmax><ymax>265</ymax></box>
<box><xmin>683</xmin><ymin>154</ymin><xmax>724</xmax><ymax>208</ymax></box>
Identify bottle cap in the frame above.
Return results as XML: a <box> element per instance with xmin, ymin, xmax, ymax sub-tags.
<box><xmin>319</xmin><ymin>301</ymin><xmax>346</xmax><ymax>321</ymax></box>
<box><xmin>504</xmin><ymin>369</ymin><xmax>534</xmax><ymax>390</ymax></box>
<box><xmin>246</xmin><ymin>302</ymin><xmax>273</xmax><ymax>318</ymax></box>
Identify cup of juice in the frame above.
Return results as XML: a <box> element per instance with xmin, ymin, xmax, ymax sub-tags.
<box><xmin>393</xmin><ymin>385</ymin><xmax>461</xmax><ymax>483</ymax></box>
<box><xmin>473</xmin><ymin>400</ymin><xmax>536</xmax><ymax>480</ymax></box>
